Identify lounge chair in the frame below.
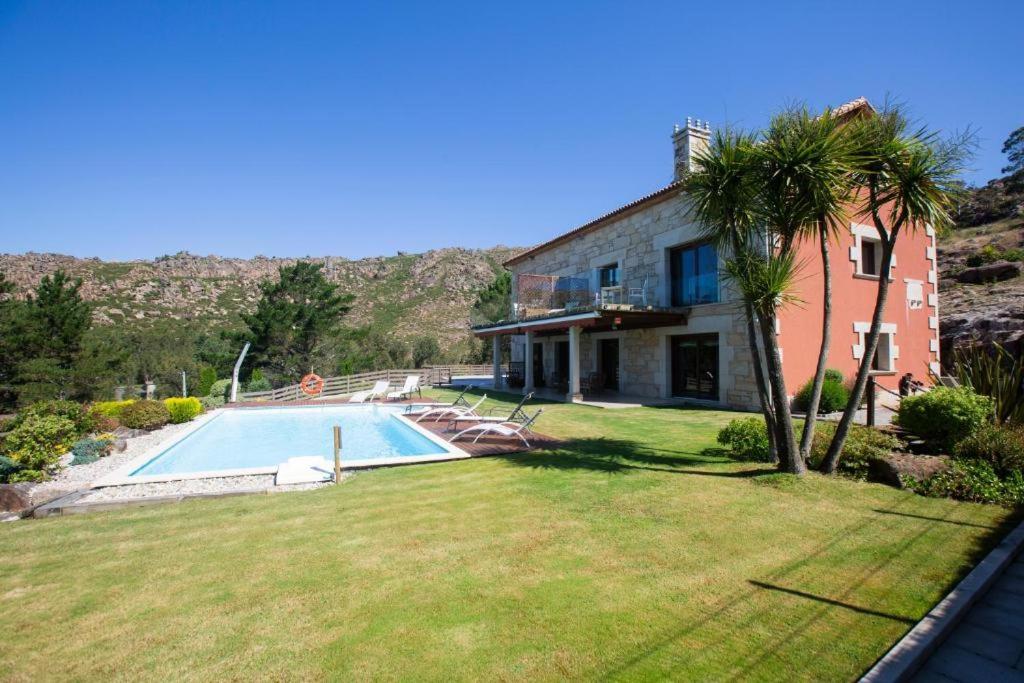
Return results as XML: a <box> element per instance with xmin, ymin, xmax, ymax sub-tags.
<box><xmin>386</xmin><ymin>375</ymin><xmax>421</xmax><ymax>401</ymax></box>
<box><xmin>415</xmin><ymin>394</ymin><xmax>487</xmax><ymax>423</ymax></box>
<box><xmin>349</xmin><ymin>380</ymin><xmax>390</xmax><ymax>403</ymax></box>
<box><xmin>445</xmin><ymin>392</ymin><xmax>534</xmax><ymax>431</ymax></box>
<box><xmin>404</xmin><ymin>385</ymin><xmax>474</xmax><ymax>414</ymax></box>
<box><xmin>449</xmin><ymin>409</ymin><xmax>543</xmax><ymax>448</ymax></box>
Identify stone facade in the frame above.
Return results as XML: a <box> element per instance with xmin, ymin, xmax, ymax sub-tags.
<box><xmin>507</xmin><ymin>190</ymin><xmax>761</xmax><ymax>411</ymax></box>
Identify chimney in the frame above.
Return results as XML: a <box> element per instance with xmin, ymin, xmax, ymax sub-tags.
<box><xmin>672</xmin><ymin>117</ymin><xmax>711</xmax><ymax>180</ymax></box>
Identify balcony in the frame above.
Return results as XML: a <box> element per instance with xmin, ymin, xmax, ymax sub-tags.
<box><xmin>471</xmin><ymin>272</ymin><xmax>688</xmax><ymax>335</ymax></box>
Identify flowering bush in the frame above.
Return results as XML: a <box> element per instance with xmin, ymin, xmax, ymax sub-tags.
<box><xmin>120</xmin><ymin>400</ymin><xmax>170</xmax><ymax>431</ymax></box>
<box><xmin>2</xmin><ymin>415</ymin><xmax>79</xmax><ymax>481</ymax></box>
<box><xmin>164</xmin><ymin>397</ymin><xmax>203</xmax><ymax>424</ymax></box>
<box><xmin>14</xmin><ymin>400</ymin><xmax>95</xmax><ymax>436</ymax></box>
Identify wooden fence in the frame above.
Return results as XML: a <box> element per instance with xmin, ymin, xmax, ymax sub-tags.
<box><xmin>237</xmin><ymin>364</ymin><xmax>504</xmax><ymax>402</ymax></box>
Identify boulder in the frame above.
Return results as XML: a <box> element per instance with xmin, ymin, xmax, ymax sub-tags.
<box><xmin>0</xmin><ymin>484</ymin><xmax>33</xmax><ymax>513</ymax></box>
<box><xmin>869</xmin><ymin>453</ymin><xmax>950</xmax><ymax>488</ymax></box>
<box><xmin>112</xmin><ymin>438</ymin><xmax>128</xmax><ymax>453</ymax></box>
<box><xmin>957</xmin><ymin>260</ymin><xmax>1022</xmax><ymax>284</ymax></box>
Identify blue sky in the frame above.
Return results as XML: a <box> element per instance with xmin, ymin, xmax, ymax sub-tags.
<box><xmin>1</xmin><ymin>1</ymin><xmax>1020</xmax><ymax>260</ymax></box>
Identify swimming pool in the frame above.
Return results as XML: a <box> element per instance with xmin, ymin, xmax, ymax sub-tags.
<box><xmin>99</xmin><ymin>405</ymin><xmax>468</xmax><ymax>485</ymax></box>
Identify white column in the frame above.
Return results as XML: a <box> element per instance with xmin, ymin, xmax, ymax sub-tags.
<box><xmin>491</xmin><ymin>335</ymin><xmax>502</xmax><ymax>391</ymax></box>
<box><xmin>568</xmin><ymin>326</ymin><xmax>582</xmax><ymax>402</ymax></box>
<box><xmin>524</xmin><ymin>331</ymin><xmax>535</xmax><ymax>395</ymax></box>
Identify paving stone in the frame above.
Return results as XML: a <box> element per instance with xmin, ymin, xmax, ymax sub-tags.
<box><xmin>925</xmin><ymin>644</ymin><xmax>1024</xmax><ymax>682</ymax></box>
<box><xmin>945</xmin><ymin>622</ymin><xmax>1024</xmax><ymax>667</ymax></box>
<box><xmin>913</xmin><ymin>666</ymin><xmax>957</xmax><ymax>682</ymax></box>
<box><xmin>984</xmin><ymin>589</ymin><xmax>1024</xmax><ymax>616</ymax></box>
<box><xmin>997</xmin><ymin>576</ymin><xmax>1024</xmax><ymax>597</ymax></box>
<box><xmin>966</xmin><ymin>603</ymin><xmax>1024</xmax><ymax>638</ymax></box>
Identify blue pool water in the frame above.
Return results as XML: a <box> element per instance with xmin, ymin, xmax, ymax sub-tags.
<box><xmin>130</xmin><ymin>405</ymin><xmax>447</xmax><ymax>477</ymax></box>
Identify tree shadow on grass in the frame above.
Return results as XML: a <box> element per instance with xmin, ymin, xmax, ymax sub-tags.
<box><xmin>499</xmin><ymin>437</ymin><xmax>774</xmax><ymax>479</ymax></box>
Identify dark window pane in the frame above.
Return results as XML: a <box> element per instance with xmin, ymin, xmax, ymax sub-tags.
<box><xmin>670</xmin><ymin>333</ymin><xmax>719</xmax><ymax>399</ymax></box>
<box><xmin>862</xmin><ymin>241</ymin><xmax>877</xmax><ymax>275</ymax></box>
<box><xmin>599</xmin><ymin>264</ymin><xmax>619</xmax><ymax>288</ymax></box>
<box><xmin>669</xmin><ymin>242</ymin><xmax>719</xmax><ymax>306</ymax></box>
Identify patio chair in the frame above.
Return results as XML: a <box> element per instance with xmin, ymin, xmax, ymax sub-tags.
<box><xmin>415</xmin><ymin>394</ymin><xmax>487</xmax><ymax>423</ymax></box>
<box><xmin>403</xmin><ymin>385</ymin><xmax>474</xmax><ymax>414</ymax></box>
<box><xmin>449</xmin><ymin>409</ymin><xmax>543</xmax><ymax>448</ymax></box>
<box><xmin>580</xmin><ymin>372</ymin><xmax>605</xmax><ymax>395</ymax></box>
<box><xmin>445</xmin><ymin>392</ymin><xmax>534</xmax><ymax>431</ymax></box>
<box><xmin>628</xmin><ymin>276</ymin><xmax>649</xmax><ymax>307</ymax></box>
<box><xmin>386</xmin><ymin>375</ymin><xmax>421</xmax><ymax>401</ymax></box>
<box><xmin>349</xmin><ymin>380</ymin><xmax>390</xmax><ymax>403</ymax></box>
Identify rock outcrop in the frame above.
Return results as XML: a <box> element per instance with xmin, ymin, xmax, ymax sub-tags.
<box><xmin>938</xmin><ymin>218</ymin><xmax>1024</xmax><ymax>359</ymax></box>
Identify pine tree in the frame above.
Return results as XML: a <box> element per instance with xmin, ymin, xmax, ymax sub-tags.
<box><xmin>240</xmin><ymin>262</ymin><xmax>353</xmax><ymax>383</ymax></box>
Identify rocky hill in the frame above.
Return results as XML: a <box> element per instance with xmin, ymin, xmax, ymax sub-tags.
<box><xmin>0</xmin><ymin>247</ymin><xmax>522</xmax><ymax>348</ymax></box>
<box><xmin>938</xmin><ymin>216</ymin><xmax>1024</xmax><ymax>359</ymax></box>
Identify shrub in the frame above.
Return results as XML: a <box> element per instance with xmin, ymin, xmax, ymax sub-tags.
<box><xmin>965</xmin><ymin>244</ymin><xmax>1001</xmax><ymax>267</ymax></box>
<box><xmin>717</xmin><ymin>418</ymin><xmax>772</xmax><ymax>462</ymax></box>
<box><xmin>199</xmin><ymin>396</ymin><xmax>224</xmax><ymax>411</ymax></box>
<box><xmin>91</xmin><ymin>400</ymin><xmax>135</xmax><ymax>418</ymax></box>
<box><xmin>794</xmin><ymin>371</ymin><xmax>850</xmax><ymax>414</ymax></box>
<box><xmin>14</xmin><ymin>400</ymin><xmax>95</xmax><ymax>436</ymax></box>
<box><xmin>894</xmin><ymin>387</ymin><xmax>994</xmax><ymax>451</ymax></box>
<box><xmin>903</xmin><ymin>459</ymin><xmax>1024</xmax><ymax>506</ymax></box>
<box><xmin>808</xmin><ymin>421</ymin><xmax>902</xmax><ymax>480</ymax></box>
<box><xmin>204</xmin><ymin>378</ymin><xmax>232</xmax><ymax>408</ymax></box>
<box><xmin>164</xmin><ymin>397</ymin><xmax>202</xmax><ymax>424</ymax></box>
<box><xmin>247</xmin><ymin>369</ymin><xmax>272</xmax><ymax>393</ymax></box>
<box><xmin>953</xmin><ymin>343</ymin><xmax>1024</xmax><ymax>426</ymax></box>
<box><xmin>954</xmin><ymin>423</ymin><xmax>1024</xmax><ymax>476</ymax></box>
<box><xmin>196</xmin><ymin>366</ymin><xmax>218</xmax><ymax>398</ymax></box>
<box><xmin>69</xmin><ymin>436</ymin><xmax>114</xmax><ymax>466</ymax></box>
<box><xmin>120</xmin><ymin>400</ymin><xmax>170</xmax><ymax>430</ymax></box>
<box><xmin>2</xmin><ymin>415</ymin><xmax>78</xmax><ymax>481</ymax></box>
<box><xmin>0</xmin><ymin>455</ymin><xmax>21</xmax><ymax>482</ymax></box>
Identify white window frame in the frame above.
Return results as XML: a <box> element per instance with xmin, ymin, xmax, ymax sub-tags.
<box><xmin>849</xmin><ymin>222</ymin><xmax>896</xmax><ymax>279</ymax></box>
<box><xmin>852</xmin><ymin>321</ymin><xmax>898</xmax><ymax>374</ymax></box>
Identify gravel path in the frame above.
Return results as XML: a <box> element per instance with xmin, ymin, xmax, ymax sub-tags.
<box><xmin>26</xmin><ymin>419</ymin><xmax>201</xmax><ymax>506</ymax></box>
<box><xmin>76</xmin><ymin>474</ymin><xmax>336</xmax><ymax>503</ymax></box>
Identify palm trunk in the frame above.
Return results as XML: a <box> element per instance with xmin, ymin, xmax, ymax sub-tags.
<box><xmin>799</xmin><ymin>221</ymin><xmax>832</xmax><ymax>460</ymax></box>
<box><xmin>745</xmin><ymin>303</ymin><xmax>778</xmax><ymax>462</ymax></box>
<box><xmin>821</xmin><ymin>233</ymin><xmax>898</xmax><ymax>473</ymax></box>
<box><xmin>758</xmin><ymin>311</ymin><xmax>803</xmax><ymax>474</ymax></box>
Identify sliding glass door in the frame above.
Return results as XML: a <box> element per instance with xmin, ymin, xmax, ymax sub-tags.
<box><xmin>670</xmin><ymin>334</ymin><xmax>719</xmax><ymax>400</ymax></box>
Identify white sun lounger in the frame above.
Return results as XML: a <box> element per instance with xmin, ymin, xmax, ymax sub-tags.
<box><xmin>404</xmin><ymin>385</ymin><xmax>474</xmax><ymax>414</ymax></box>
<box><xmin>386</xmin><ymin>375</ymin><xmax>421</xmax><ymax>401</ymax></box>
<box><xmin>349</xmin><ymin>380</ymin><xmax>390</xmax><ymax>403</ymax></box>
<box><xmin>415</xmin><ymin>394</ymin><xmax>487</xmax><ymax>423</ymax></box>
<box><xmin>444</xmin><ymin>392</ymin><xmax>534</xmax><ymax>430</ymax></box>
<box><xmin>449</xmin><ymin>409</ymin><xmax>543</xmax><ymax>448</ymax></box>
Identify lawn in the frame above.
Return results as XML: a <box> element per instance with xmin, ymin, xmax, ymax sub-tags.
<box><xmin>0</xmin><ymin>390</ymin><xmax>1018</xmax><ymax>681</ymax></box>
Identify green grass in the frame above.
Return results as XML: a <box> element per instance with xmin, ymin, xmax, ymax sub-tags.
<box><xmin>0</xmin><ymin>390</ymin><xmax>1018</xmax><ymax>680</ymax></box>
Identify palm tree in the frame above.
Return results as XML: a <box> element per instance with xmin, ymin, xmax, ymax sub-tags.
<box><xmin>726</xmin><ymin>248</ymin><xmax>804</xmax><ymax>473</ymax></box>
<box><xmin>685</xmin><ymin>130</ymin><xmax>778</xmax><ymax>462</ymax></box>
<box><xmin>755</xmin><ymin>108</ymin><xmax>856</xmax><ymax>460</ymax></box>
<box><xmin>820</xmin><ymin>107</ymin><xmax>969</xmax><ymax>473</ymax></box>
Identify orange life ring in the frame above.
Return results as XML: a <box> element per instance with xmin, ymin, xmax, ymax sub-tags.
<box><xmin>300</xmin><ymin>373</ymin><xmax>324</xmax><ymax>396</ymax></box>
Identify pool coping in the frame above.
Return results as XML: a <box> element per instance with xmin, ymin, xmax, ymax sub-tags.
<box><xmin>95</xmin><ymin>404</ymin><xmax>470</xmax><ymax>487</ymax></box>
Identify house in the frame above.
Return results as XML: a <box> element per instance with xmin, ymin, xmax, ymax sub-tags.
<box><xmin>471</xmin><ymin>98</ymin><xmax>940</xmax><ymax>410</ymax></box>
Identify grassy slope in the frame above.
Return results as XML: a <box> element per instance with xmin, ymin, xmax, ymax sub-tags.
<box><xmin>0</xmin><ymin>391</ymin><xmax>1018</xmax><ymax>681</ymax></box>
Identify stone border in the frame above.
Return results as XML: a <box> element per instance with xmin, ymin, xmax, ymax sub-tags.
<box><xmin>860</xmin><ymin>518</ymin><xmax>1024</xmax><ymax>682</ymax></box>
<box><xmin>32</xmin><ymin>486</ymin><xmax>278</xmax><ymax>518</ymax></box>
